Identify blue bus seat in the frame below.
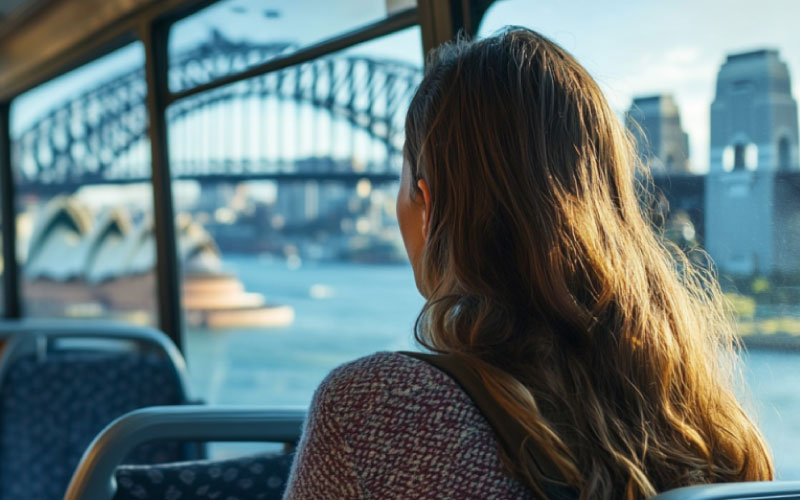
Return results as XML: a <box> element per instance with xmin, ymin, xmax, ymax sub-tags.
<box><xmin>114</xmin><ymin>450</ymin><xmax>295</xmax><ymax>500</ymax></box>
<box><xmin>0</xmin><ymin>321</ymin><xmax>196</xmax><ymax>500</ymax></box>
<box><xmin>652</xmin><ymin>481</ymin><xmax>800</xmax><ymax>499</ymax></box>
<box><xmin>64</xmin><ymin>406</ymin><xmax>305</xmax><ymax>500</ymax></box>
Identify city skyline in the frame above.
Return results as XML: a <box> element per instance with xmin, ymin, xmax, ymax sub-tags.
<box><xmin>480</xmin><ymin>0</ymin><xmax>800</xmax><ymax>173</ymax></box>
<box><xmin>11</xmin><ymin>0</ymin><xmax>800</xmax><ymax>178</ymax></box>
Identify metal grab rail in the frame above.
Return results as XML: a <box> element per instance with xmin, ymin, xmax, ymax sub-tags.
<box><xmin>64</xmin><ymin>406</ymin><xmax>306</xmax><ymax>500</ymax></box>
<box><xmin>652</xmin><ymin>481</ymin><xmax>800</xmax><ymax>500</ymax></box>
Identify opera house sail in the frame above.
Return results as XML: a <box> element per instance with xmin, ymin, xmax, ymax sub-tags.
<box><xmin>23</xmin><ymin>196</ymin><xmax>293</xmax><ymax>328</ymax></box>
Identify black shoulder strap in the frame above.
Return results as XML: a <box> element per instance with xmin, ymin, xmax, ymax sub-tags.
<box><xmin>399</xmin><ymin>351</ymin><xmax>577</xmax><ymax>500</ymax></box>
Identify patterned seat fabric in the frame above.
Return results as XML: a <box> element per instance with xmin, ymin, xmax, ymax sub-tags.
<box><xmin>0</xmin><ymin>350</ymin><xmax>187</xmax><ymax>500</ymax></box>
<box><xmin>114</xmin><ymin>451</ymin><xmax>295</xmax><ymax>500</ymax></box>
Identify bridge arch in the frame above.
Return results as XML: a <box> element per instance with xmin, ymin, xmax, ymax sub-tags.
<box><xmin>13</xmin><ymin>35</ymin><xmax>421</xmax><ymax>192</ymax></box>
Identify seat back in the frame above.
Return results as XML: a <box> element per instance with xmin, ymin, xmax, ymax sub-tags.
<box><xmin>113</xmin><ymin>451</ymin><xmax>295</xmax><ymax>500</ymax></box>
<box><xmin>0</xmin><ymin>321</ymin><xmax>193</xmax><ymax>500</ymax></box>
<box><xmin>64</xmin><ymin>406</ymin><xmax>305</xmax><ymax>500</ymax></box>
<box><xmin>652</xmin><ymin>481</ymin><xmax>800</xmax><ymax>499</ymax></box>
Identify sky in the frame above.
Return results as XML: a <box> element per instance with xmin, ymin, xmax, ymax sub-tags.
<box><xmin>11</xmin><ymin>0</ymin><xmax>800</xmax><ymax>174</ymax></box>
<box><xmin>479</xmin><ymin>0</ymin><xmax>800</xmax><ymax>172</ymax></box>
<box><xmin>168</xmin><ymin>0</ymin><xmax>422</xmax><ymax>66</ymax></box>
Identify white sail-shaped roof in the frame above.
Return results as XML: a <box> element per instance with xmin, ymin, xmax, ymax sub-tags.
<box><xmin>25</xmin><ymin>196</ymin><xmax>93</xmax><ymax>280</ymax></box>
<box><xmin>176</xmin><ymin>214</ymin><xmax>222</xmax><ymax>274</ymax></box>
<box><xmin>119</xmin><ymin>214</ymin><xmax>223</xmax><ymax>276</ymax></box>
<box><xmin>26</xmin><ymin>200</ymin><xmax>225</xmax><ymax>281</ymax></box>
<box><xmin>80</xmin><ymin>208</ymin><xmax>133</xmax><ymax>283</ymax></box>
<box><xmin>119</xmin><ymin>217</ymin><xmax>156</xmax><ymax>276</ymax></box>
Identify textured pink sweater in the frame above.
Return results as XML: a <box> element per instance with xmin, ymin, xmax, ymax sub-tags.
<box><xmin>282</xmin><ymin>351</ymin><xmax>537</xmax><ymax>499</ymax></box>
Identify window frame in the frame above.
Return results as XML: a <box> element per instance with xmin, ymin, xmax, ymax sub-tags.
<box><xmin>0</xmin><ymin>0</ymin><xmax>496</xmax><ymax>349</ymax></box>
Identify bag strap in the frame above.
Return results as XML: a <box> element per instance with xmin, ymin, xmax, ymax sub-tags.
<box><xmin>399</xmin><ymin>351</ymin><xmax>577</xmax><ymax>499</ymax></box>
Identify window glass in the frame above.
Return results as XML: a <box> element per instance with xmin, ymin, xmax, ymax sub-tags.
<box><xmin>168</xmin><ymin>0</ymin><xmax>417</xmax><ymax>93</ymax></box>
<box><xmin>168</xmin><ymin>26</ymin><xmax>423</xmax><ymax>406</ymax></box>
<box><xmin>479</xmin><ymin>0</ymin><xmax>800</xmax><ymax>478</ymax></box>
<box><xmin>10</xmin><ymin>42</ymin><xmax>157</xmax><ymax>324</ymax></box>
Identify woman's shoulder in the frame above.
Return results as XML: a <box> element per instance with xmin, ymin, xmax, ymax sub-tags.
<box><xmin>312</xmin><ymin>351</ymin><xmax>481</xmax><ymax>430</ymax></box>
<box><xmin>317</xmin><ymin>351</ymin><xmax>462</xmax><ymax>405</ymax></box>
<box><xmin>312</xmin><ymin>349</ymin><xmax>486</xmax><ymax>446</ymax></box>
<box><xmin>324</xmin><ymin>350</ymin><xmax>448</xmax><ymax>385</ymax></box>
<box><xmin>304</xmin><ymin>352</ymin><xmax>535</xmax><ymax>498</ymax></box>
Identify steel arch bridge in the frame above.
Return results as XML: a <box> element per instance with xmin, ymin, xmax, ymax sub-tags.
<box><xmin>12</xmin><ymin>32</ymin><xmax>421</xmax><ymax>193</ymax></box>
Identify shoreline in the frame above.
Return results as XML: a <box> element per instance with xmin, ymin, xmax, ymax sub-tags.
<box><xmin>740</xmin><ymin>334</ymin><xmax>800</xmax><ymax>352</ymax></box>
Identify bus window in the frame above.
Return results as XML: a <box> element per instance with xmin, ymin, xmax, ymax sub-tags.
<box><xmin>478</xmin><ymin>0</ymin><xmax>800</xmax><ymax>479</ymax></box>
<box><xmin>166</xmin><ymin>20</ymin><xmax>424</xmax><ymax>406</ymax></box>
<box><xmin>9</xmin><ymin>42</ymin><xmax>158</xmax><ymax>324</ymax></box>
<box><xmin>168</xmin><ymin>0</ymin><xmax>416</xmax><ymax>93</ymax></box>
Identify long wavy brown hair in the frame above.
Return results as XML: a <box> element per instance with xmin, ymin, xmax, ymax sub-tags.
<box><xmin>404</xmin><ymin>28</ymin><xmax>773</xmax><ymax>500</ymax></box>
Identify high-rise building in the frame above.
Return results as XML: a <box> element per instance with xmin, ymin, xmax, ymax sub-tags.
<box><xmin>710</xmin><ymin>49</ymin><xmax>798</xmax><ymax>173</ymax></box>
<box><xmin>276</xmin><ymin>181</ymin><xmax>319</xmax><ymax>228</ymax></box>
<box><xmin>706</xmin><ymin>49</ymin><xmax>800</xmax><ymax>275</ymax></box>
<box><xmin>626</xmin><ymin>94</ymin><xmax>690</xmax><ymax>173</ymax></box>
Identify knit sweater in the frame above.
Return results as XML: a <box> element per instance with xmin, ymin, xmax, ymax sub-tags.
<box><xmin>282</xmin><ymin>351</ymin><xmax>537</xmax><ymax>499</ymax></box>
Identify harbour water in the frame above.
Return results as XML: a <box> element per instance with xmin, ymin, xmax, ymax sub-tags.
<box><xmin>184</xmin><ymin>255</ymin><xmax>800</xmax><ymax>478</ymax></box>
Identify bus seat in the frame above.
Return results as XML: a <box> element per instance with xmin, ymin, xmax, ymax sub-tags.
<box><xmin>0</xmin><ymin>322</ymin><xmax>195</xmax><ymax>500</ymax></box>
<box><xmin>0</xmin><ymin>318</ymin><xmax>46</xmax><ymax>359</ymax></box>
<box><xmin>113</xmin><ymin>450</ymin><xmax>295</xmax><ymax>500</ymax></box>
<box><xmin>652</xmin><ymin>481</ymin><xmax>800</xmax><ymax>499</ymax></box>
<box><xmin>64</xmin><ymin>406</ymin><xmax>305</xmax><ymax>500</ymax></box>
